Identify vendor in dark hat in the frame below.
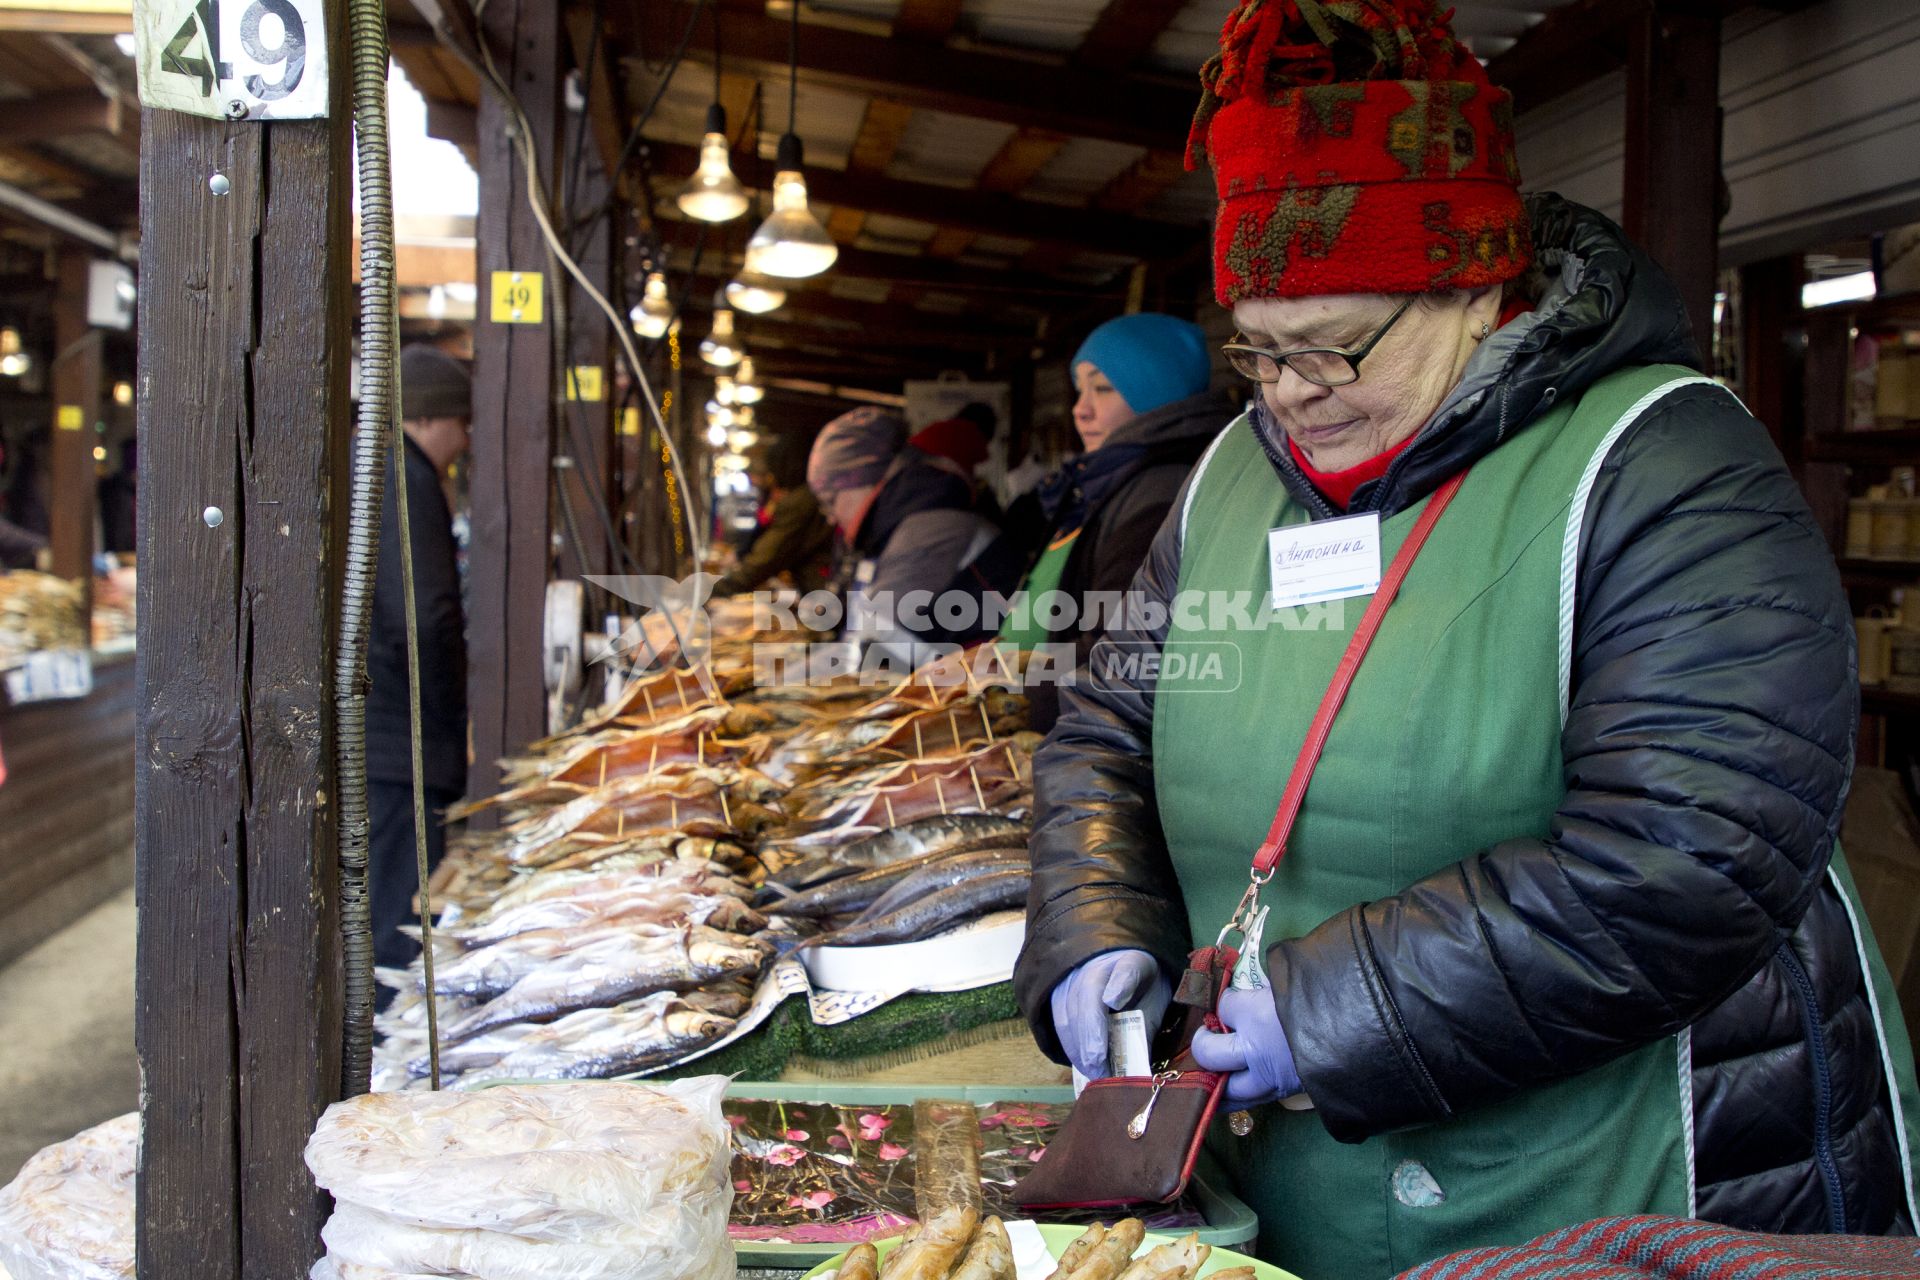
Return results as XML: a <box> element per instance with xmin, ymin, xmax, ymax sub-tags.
<box><xmin>367</xmin><ymin>344</ymin><xmax>471</xmax><ymax>998</ymax></box>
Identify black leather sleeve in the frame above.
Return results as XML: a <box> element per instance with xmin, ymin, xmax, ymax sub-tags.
<box><xmin>1268</xmin><ymin>385</ymin><xmax>1859</xmax><ymax>1141</ymax></box>
<box><xmin>1014</xmin><ymin>470</ymin><xmax>1200</xmax><ymax>1061</ymax></box>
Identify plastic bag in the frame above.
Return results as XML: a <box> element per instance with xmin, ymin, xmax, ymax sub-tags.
<box><xmin>320</xmin><ymin>1197</ymin><xmax>732</xmax><ymax>1280</ymax></box>
<box><xmin>0</xmin><ymin>1114</ymin><xmax>137</xmax><ymax>1280</ymax></box>
<box><xmin>306</xmin><ymin>1078</ymin><xmax>734</xmax><ymax>1280</ymax></box>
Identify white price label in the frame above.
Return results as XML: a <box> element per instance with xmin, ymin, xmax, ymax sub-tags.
<box><xmin>5</xmin><ymin>649</ymin><xmax>94</xmax><ymax>706</ymax></box>
<box><xmin>136</xmin><ymin>0</ymin><xmax>329</xmax><ymax>122</ymax></box>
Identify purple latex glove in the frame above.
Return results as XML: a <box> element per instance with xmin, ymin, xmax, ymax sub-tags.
<box><xmin>1190</xmin><ymin>985</ymin><xmax>1302</xmax><ymax>1107</ymax></box>
<box><xmin>1049</xmin><ymin>949</ymin><xmax>1172</xmax><ymax>1079</ymax></box>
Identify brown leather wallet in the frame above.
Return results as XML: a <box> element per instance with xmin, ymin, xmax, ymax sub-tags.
<box><xmin>1011</xmin><ymin>1066</ymin><xmax>1227</xmax><ymax>1209</ymax></box>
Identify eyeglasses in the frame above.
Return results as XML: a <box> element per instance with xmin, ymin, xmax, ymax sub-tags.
<box><xmin>1221</xmin><ymin>297</ymin><xmax>1415</xmax><ymax>387</ymax></box>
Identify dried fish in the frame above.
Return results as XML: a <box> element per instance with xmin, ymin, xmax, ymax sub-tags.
<box><xmin>1113</xmin><ymin>1234</ymin><xmax>1209</xmax><ymax>1280</ymax></box>
<box><xmin>855</xmin><ymin>848</ymin><xmax>1029</xmax><ymax>922</ymax></box>
<box><xmin>445</xmin><ymin>927</ymin><xmax>772</xmax><ymax>1042</ymax></box>
<box><xmin>432</xmin><ymin>993</ymin><xmax>735</xmax><ymax>1087</ymax></box>
<box><xmin>950</xmin><ymin>1218</ymin><xmax>1015</xmax><ymax>1280</ymax></box>
<box><xmin>883</xmin><ymin>1206</ymin><xmax>978</xmax><ymax>1280</ymax></box>
<box><xmin>763</xmin><ymin>846</ymin><xmax>992</xmax><ymax>919</ymax></box>
<box><xmin>811</xmin><ymin>869</ymin><xmax>1030</xmax><ymax>948</ymax></box>
<box><xmin>1044</xmin><ymin>1226</ymin><xmax>1107</xmax><ymax>1280</ymax></box>
<box><xmin>838</xmin><ymin>1242</ymin><xmax>881</xmax><ymax>1280</ymax></box>
<box><xmin>1065</xmin><ymin>1220</ymin><xmax>1145</xmax><ymax>1280</ymax></box>
<box><xmin>772</xmin><ymin>814</ymin><xmax>1028</xmax><ymax>886</ymax></box>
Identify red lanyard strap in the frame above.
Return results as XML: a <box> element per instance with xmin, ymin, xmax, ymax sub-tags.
<box><xmin>1251</xmin><ymin>471</ymin><xmax>1469</xmax><ymax>877</ymax></box>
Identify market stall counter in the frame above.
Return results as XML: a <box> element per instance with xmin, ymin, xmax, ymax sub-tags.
<box><xmin>0</xmin><ymin>568</ymin><xmax>136</xmax><ymax>967</ymax></box>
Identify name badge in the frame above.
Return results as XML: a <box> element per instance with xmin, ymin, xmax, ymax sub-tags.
<box><xmin>1268</xmin><ymin>512</ymin><xmax>1382</xmax><ymax>610</ymax></box>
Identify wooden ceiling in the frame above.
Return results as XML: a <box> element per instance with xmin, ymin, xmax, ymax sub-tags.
<box><xmin>0</xmin><ymin>25</ymin><xmax>137</xmax><ymax>258</ymax></box>
<box><xmin>389</xmin><ymin>0</ymin><xmax>1654</xmax><ymax>381</ymax></box>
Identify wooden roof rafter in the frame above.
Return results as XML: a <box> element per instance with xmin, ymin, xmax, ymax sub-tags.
<box><xmin>618</xmin><ymin>3</ymin><xmax>1194</xmax><ymax>152</ymax></box>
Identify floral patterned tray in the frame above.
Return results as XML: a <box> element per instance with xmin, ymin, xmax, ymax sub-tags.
<box><xmin>723</xmin><ymin>1084</ymin><xmax>1258</xmax><ymax>1269</ymax></box>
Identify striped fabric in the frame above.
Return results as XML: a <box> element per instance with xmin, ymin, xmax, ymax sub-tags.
<box><xmin>1398</xmin><ymin>1216</ymin><xmax>1920</xmax><ymax>1279</ymax></box>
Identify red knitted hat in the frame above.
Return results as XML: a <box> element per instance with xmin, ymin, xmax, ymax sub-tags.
<box><xmin>1188</xmin><ymin>0</ymin><xmax>1533</xmax><ymax>305</ymax></box>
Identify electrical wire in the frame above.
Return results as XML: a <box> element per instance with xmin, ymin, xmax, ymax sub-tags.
<box><xmin>391</xmin><ymin>417</ymin><xmax>442</xmax><ymax>1089</ymax></box>
<box><xmin>460</xmin><ymin>16</ymin><xmax>708</xmax><ymax>567</ymax></box>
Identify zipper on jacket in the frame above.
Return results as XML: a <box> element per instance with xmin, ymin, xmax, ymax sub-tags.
<box><xmin>1777</xmin><ymin>942</ymin><xmax>1851</xmax><ymax>1232</ymax></box>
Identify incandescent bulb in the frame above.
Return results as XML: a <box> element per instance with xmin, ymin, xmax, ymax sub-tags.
<box><xmin>630</xmin><ymin>271</ymin><xmax>674</xmax><ymax>339</ymax></box>
<box><xmin>726</xmin><ymin>273</ymin><xmax>787</xmax><ymax>314</ymax></box>
<box><xmin>677</xmin><ymin>107</ymin><xmax>750</xmax><ymax>223</ymax></box>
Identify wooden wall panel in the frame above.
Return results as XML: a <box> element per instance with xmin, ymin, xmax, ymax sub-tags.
<box><xmin>0</xmin><ymin>655</ymin><xmax>134</xmax><ymax>967</ymax></box>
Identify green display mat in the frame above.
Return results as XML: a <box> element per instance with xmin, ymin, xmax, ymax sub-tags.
<box><xmin>651</xmin><ymin>981</ymin><xmax>1024</xmax><ymax>1083</ymax></box>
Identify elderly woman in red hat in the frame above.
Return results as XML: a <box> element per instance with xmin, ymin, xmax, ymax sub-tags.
<box><xmin>1015</xmin><ymin>1</ymin><xmax>1920</xmax><ymax>1274</ymax></box>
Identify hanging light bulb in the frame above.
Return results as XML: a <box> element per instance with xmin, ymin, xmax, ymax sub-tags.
<box><xmin>714</xmin><ymin>376</ymin><xmax>737</xmax><ymax>406</ymax></box>
<box><xmin>705</xmin><ymin>420</ymin><xmax>729</xmax><ymax>448</ymax></box>
<box><xmin>747</xmin><ymin>135</ymin><xmax>839</xmax><ymax>279</ymax></box>
<box><xmin>729</xmin><ymin>428</ymin><xmax>759</xmax><ymax>452</ymax></box>
<box><xmin>698</xmin><ymin>292</ymin><xmax>744</xmax><ymax>368</ymax></box>
<box><xmin>733</xmin><ymin>357</ymin><xmax>764</xmax><ymax>405</ymax></box>
<box><xmin>0</xmin><ymin>325</ymin><xmax>27</xmax><ymax>379</ymax></box>
<box><xmin>630</xmin><ymin>271</ymin><xmax>674</xmax><ymax>339</ymax></box>
<box><xmin>734</xmin><ymin>406</ymin><xmax>755</xmax><ymax>428</ymax></box>
<box><xmin>677</xmin><ymin>105</ymin><xmax>750</xmax><ymax>223</ymax></box>
<box><xmin>726</xmin><ymin>271</ymin><xmax>787</xmax><ymax>314</ymax></box>
<box><xmin>706</xmin><ymin>399</ymin><xmax>739</xmax><ymax>428</ymax></box>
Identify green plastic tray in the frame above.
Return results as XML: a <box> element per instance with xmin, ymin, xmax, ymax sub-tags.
<box><xmin>724</xmin><ymin>1082</ymin><xmax>1258</xmax><ymax>1270</ymax></box>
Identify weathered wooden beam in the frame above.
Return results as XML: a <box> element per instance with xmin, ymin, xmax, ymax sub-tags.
<box><xmin>469</xmin><ymin>0</ymin><xmax>562</xmax><ymax>810</ymax></box>
<box><xmin>1094</xmin><ymin>147</ymin><xmax>1188</xmax><ymax>213</ymax></box>
<box><xmin>1623</xmin><ymin>3</ymin><xmax>1722</xmax><ymax>366</ymax></box>
<box><xmin>0</xmin><ymin>8</ymin><xmax>129</xmax><ymax>35</ymax></box>
<box><xmin>558</xmin><ymin>132</ymin><xmax>616</xmax><ymax>580</ymax></box>
<box><xmin>46</xmin><ymin>247</ymin><xmax>97</xmax><ymax>610</ymax></box>
<box><xmin>655</xmin><ymin>220</ymin><xmax>1125</xmax><ymax>301</ymax></box>
<box><xmin>1488</xmin><ymin>0</ymin><xmax>1760</xmax><ymax>115</ymax></box>
<box><xmin>564</xmin><ymin>4</ymin><xmax>629</xmax><ymax>202</ymax></box>
<box><xmin>627</xmin><ymin>4</ymin><xmax>1193</xmax><ymax>152</ymax></box>
<box><xmin>893</xmin><ymin>0</ymin><xmax>964</xmax><ymax>40</ymax></box>
<box><xmin>824</xmin><ymin>96</ymin><xmax>914</xmax><ymax>247</ymax></box>
<box><xmin>423</xmin><ymin>98</ymin><xmax>476</xmax><ymax>148</ymax></box>
<box><xmin>134</xmin><ymin>1</ymin><xmax>350</xmax><ymax>1274</ymax></box>
<box><xmin>924</xmin><ymin>126</ymin><xmax>1067</xmax><ymax>261</ymax></box>
<box><xmin>0</xmin><ymin>88</ymin><xmax>118</xmax><ymax>144</ymax></box>
<box><xmin>1074</xmin><ymin>0</ymin><xmax>1189</xmax><ymax>73</ymax></box>
<box><xmin>642</xmin><ymin>135</ymin><xmax>1189</xmax><ymax>259</ymax></box>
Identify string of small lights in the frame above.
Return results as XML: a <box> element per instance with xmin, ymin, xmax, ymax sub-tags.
<box><xmin>660</xmin><ymin>327</ymin><xmax>684</xmax><ymax>558</ymax></box>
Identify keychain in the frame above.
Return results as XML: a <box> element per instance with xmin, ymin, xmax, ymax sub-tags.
<box><xmin>1225</xmin><ymin>905</ymin><xmax>1269</xmax><ymax>1136</ymax></box>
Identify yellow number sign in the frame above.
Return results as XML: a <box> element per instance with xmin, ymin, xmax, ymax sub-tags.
<box><xmin>489</xmin><ymin>271</ymin><xmax>544</xmax><ymax>324</ymax></box>
<box><xmin>567</xmin><ymin>366</ymin><xmax>605</xmax><ymax>402</ymax></box>
<box><xmin>56</xmin><ymin>405</ymin><xmax>84</xmax><ymax>431</ymax></box>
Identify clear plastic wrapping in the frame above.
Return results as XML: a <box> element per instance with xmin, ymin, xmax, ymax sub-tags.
<box><xmin>0</xmin><ymin>1113</ymin><xmax>136</xmax><ymax>1280</ymax></box>
<box><xmin>305</xmin><ymin>1078</ymin><xmax>734</xmax><ymax>1280</ymax></box>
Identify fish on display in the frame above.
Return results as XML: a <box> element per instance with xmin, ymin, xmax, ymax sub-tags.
<box><xmin>537</xmin><ymin>665</ymin><xmax>746</xmax><ymax>747</ymax></box>
<box><xmin>444</xmin><ymin>926</ymin><xmax>773</xmax><ymax>1042</ymax></box>
<box><xmin>502</xmin><ymin>776</ymin><xmax>782</xmax><ymax>866</ymax></box>
<box><xmin>441</xmin><ymin>886</ymin><xmax>765</xmax><ymax>949</ymax></box>
<box><xmin>807</xmin><ymin>868</ymin><xmax>1030</xmax><ymax>948</ymax></box>
<box><xmin>761</xmin><ymin>845</ymin><xmax>1002</xmax><ymax>919</ymax></box>
<box><xmin>853</xmin><ymin>847</ymin><xmax>1029</xmax><ymax>922</ymax></box>
<box><xmin>426</xmin><ymin>992</ymin><xmax>736</xmax><ymax>1088</ymax></box>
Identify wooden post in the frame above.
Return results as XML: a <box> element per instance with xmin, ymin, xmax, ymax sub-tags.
<box><xmin>1740</xmin><ymin>256</ymin><xmax>1804</xmax><ymax>458</ymax></box>
<box><xmin>1623</xmin><ymin>2</ymin><xmax>1722</xmax><ymax>369</ymax></box>
<box><xmin>558</xmin><ymin>141</ymin><xmax>616</xmax><ymax>582</ymax></box>
<box><xmin>469</xmin><ymin>0</ymin><xmax>562</xmax><ymax>812</ymax></box>
<box><xmin>133</xmin><ymin>2</ymin><xmax>351</xmax><ymax>1273</ymax></box>
<box><xmin>47</xmin><ymin>247</ymin><xmax>100</xmax><ymax>618</ymax></box>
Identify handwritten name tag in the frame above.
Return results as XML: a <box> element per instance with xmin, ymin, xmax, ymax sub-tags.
<box><xmin>1268</xmin><ymin>512</ymin><xmax>1382</xmax><ymax>610</ymax></box>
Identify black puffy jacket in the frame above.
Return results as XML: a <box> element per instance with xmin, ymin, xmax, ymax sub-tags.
<box><xmin>1014</xmin><ymin>194</ymin><xmax>1919</xmax><ymax>1235</ymax></box>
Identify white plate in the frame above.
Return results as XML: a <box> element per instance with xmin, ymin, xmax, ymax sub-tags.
<box><xmin>798</xmin><ymin>910</ymin><xmax>1025</xmax><ymax>993</ymax></box>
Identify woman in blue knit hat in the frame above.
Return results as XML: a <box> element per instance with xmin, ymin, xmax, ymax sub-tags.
<box><xmin>998</xmin><ymin>312</ymin><xmax>1239</xmax><ymax>730</ymax></box>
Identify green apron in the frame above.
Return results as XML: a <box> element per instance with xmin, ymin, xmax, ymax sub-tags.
<box><xmin>998</xmin><ymin>528</ymin><xmax>1082</xmax><ymax>648</ymax></box>
<box><xmin>1152</xmin><ymin>366</ymin><xmax>1707</xmax><ymax>1278</ymax></box>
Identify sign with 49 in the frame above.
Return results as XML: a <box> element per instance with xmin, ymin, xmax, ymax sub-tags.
<box><xmin>135</xmin><ymin>0</ymin><xmax>329</xmax><ymax>121</ymax></box>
